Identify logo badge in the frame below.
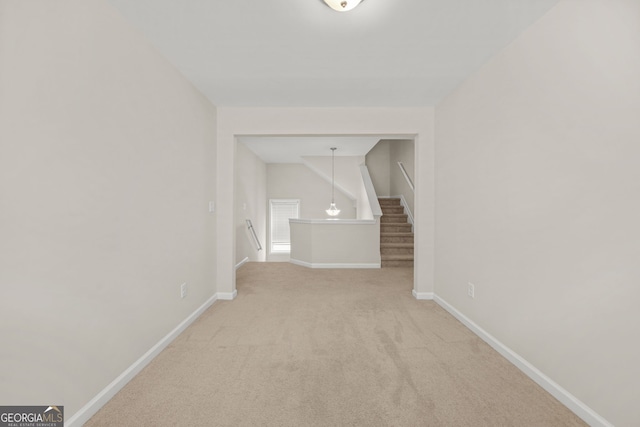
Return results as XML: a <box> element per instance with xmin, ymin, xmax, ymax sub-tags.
<box><xmin>0</xmin><ymin>406</ymin><xmax>64</xmax><ymax>427</ymax></box>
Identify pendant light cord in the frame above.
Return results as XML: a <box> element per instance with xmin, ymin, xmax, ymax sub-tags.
<box><xmin>331</xmin><ymin>147</ymin><xmax>336</xmax><ymax>203</ymax></box>
<box><xmin>325</xmin><ymin>147</ymin><xmax>340</xmax><ymax>216</ymax></box>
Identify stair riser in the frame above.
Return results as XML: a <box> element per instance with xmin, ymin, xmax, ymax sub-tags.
<box><xmin>378</xmin><ymin>199</ymin><xmax>401</xmax><ymax>206</ymax></box>
<box><xmin>382</xmin><ymin>260</ymin><xmax>414</xmax><ymax>268</ymax></box>
<box><xmin>381</xmin><ymin>207</ymin><xmax>404</xmax><ymax>214</ymax></box>
<box><xmin>381</xmin><ymin>225</ymin><xmax>412</xmax><ymax>233</ymax></box>
<box><xmin>381</xmin><ymin>236</ymin><xmax>414</xmax><ymax>244</ymax></box>
<box><xmin>380</xmin><ymin>215</ymin><xmax>408</xmax><ymax>223</ymax></box>
<box><xmin>381</xmin><ymin>247</ymin><xmax>414</xmax><ymax>255</ymax></box>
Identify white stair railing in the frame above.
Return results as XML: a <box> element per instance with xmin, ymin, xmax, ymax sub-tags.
<box><xmin>397</xmin><ymin>161</ymin><xmax>414</xmax><ymax>192</ymax></box>
<box><xmin>246</xmin><ymin>219</ymin><xmax>262</xmax><ymax>251</ymax></box>
<box><xmin>359</xmin><ymin>164</ymin><xmax>382</xmax><ymax>219</ymax></box>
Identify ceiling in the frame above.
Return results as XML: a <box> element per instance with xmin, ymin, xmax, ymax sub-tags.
<box><xmin>107</xmin><ymin>0</ymin><xmax>559</xmax><ymax>108</ymax></box>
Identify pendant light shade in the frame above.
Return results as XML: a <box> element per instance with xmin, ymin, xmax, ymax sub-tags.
<box><xmin>326</xmin><ymin>147</ymin><xmax>341</xmax><ymax>217</ymax></box>
<box><xmin>326</xmin><ymin>202</ymin><xmax>340</xmax><ymax>216</ymax></box>
<box><xmin>322</xmin><ymin>0</ymin><xmax>364</xmax><ymax>12</ymax></box>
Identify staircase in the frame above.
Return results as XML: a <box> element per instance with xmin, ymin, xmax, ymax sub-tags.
<box><xmin>379</xmin><ymin>198</ymin><xmax>414</xmax><ymax>268</ymax></box>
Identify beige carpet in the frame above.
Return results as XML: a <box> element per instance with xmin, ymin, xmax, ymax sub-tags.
<box><xmin>87</xmin><ymin>263</ymin><xmax>585</xmax><ymax>426</ymax></box>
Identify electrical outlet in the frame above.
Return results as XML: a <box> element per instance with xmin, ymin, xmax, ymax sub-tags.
<box><xmin>180</xmin><ymin>283</ymin><xmax>188</xmax><ymax>299</ymax></box>
<box><xmin>467</xmin><ymin>282</ymin><xmax>475</xmax><ymax>299</ymax></box>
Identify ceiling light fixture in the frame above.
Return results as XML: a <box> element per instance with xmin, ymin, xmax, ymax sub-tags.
<box><xmin>326</xmin><ymin>147</ymin><xmax>341</xmax><ymax>217</ymax></box>
<box><xmin>322</xmin><ymin>0</ymin><xmax>364</xmax><ymax>12</ymax></box>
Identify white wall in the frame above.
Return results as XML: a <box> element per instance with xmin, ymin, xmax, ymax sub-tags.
<box><xmin>301</xmin><ymin>156</ymin><xmax>367</xmax><ymax>217</ymax></box>
<box><xmin>266</xmin><ymin>163</ymin><xmax>356</xmax><ymax>261</ymax></box>
<box><xmin>267</xmin><ymin>164</ymin><xmax>356</xmax><ymax>220</ymax></box>
<box><xmin>435</xmin><ymin>1</ymin><xmax>640</xmax><ymax>425</ymax></box>
<box><xmin>365</xmin><ymin>140</ymin><xmax>391</xmax><ymax>196</ymax></box>
<box><xmin>366</xmin><ymin>139</ymin><xmax>415</xmax><ymax>215</ymax></box>
<box><xmin>235</xmin><ymin>142</ymin><xmax>267</xmax><ymax>264</ymax></box>
<box><xmin>0</xmin><ymin>0</ymin><xmax>217</xmax><ymax>419</ymax></box>
<box><xmin>290</xmin><ymin>220</ymin><xmax>380</xmax><ymax>267</ymax></box>
<box><xmin>216</xmin><ymin>108</ymin><xmax>435</xmax><ymax>298</ymax></box>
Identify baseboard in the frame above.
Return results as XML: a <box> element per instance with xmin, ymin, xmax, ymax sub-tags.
<box><xmin>217</xmin><ymin>289</ymin><xmax>238</xmax><ymax>300</ymax></box>
<box><xmin>235</xmin><ymin>257</ymin><xmax>250</xmax><ymax>270</ymax></box>
<box><xmin>412</xmin><ymin>289</ymin><xmax>434</xmax><ymax>300</ymax></box>
<box><xmin>433</xmin><ymin>295</ymin><xmax>613</xmax><ymax>427</ymax></box>
<box><xmin>290</xmin><ymin>258</ymin><xmax>380</xmax><ymax>269</ymax></box>
<box><xmin>65</xmin><ymin>294</ymin><xmax>218</xmax><ymax>427</ymax></box>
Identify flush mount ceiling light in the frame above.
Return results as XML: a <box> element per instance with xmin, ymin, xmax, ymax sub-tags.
<box><xmin>322</xmin><ymin>0</ymin><xmax>364</xmax><ymax>12</ymax></box>
<box><xmin>325</xmin><ymin>147</ymin><xmax>341</xmax><ymax>217</ymax></box>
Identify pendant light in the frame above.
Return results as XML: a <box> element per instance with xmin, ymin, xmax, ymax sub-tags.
<box><xmin>322</xmin><ymin>0</ymin><xmax>364</xmax><ymax>12</ymax></box>
<box><xmin>326</xmin><ymin>147</ymin><xmax>340</xmax><ymax>217</ymax></box>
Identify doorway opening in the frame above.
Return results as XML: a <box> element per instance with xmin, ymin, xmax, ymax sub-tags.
<box><xmin>234</xmin><ymin>135</ymin><xmax>416</xmax><ymax>273</ymax></box>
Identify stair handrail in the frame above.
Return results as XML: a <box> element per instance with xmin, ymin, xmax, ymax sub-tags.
<box><xmin>246</xmin><ymin>219</ymin><xmax>262</xmax><ymax>251</ymax></box>
<box><xmin>359</xmin><ymin>164</ymin><xmax>383</xmax><ymax>218</ymax></box>
<box><xmin>397</xmin><ymin>161</ymin><xmax>414</xmax><ymax>192</ymax></box>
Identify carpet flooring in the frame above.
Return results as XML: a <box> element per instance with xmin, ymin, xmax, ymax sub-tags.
<box><xmin>86</xmin><ymin>262</ymin><xmax>586</xmax><ymax>426</ymax></box>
